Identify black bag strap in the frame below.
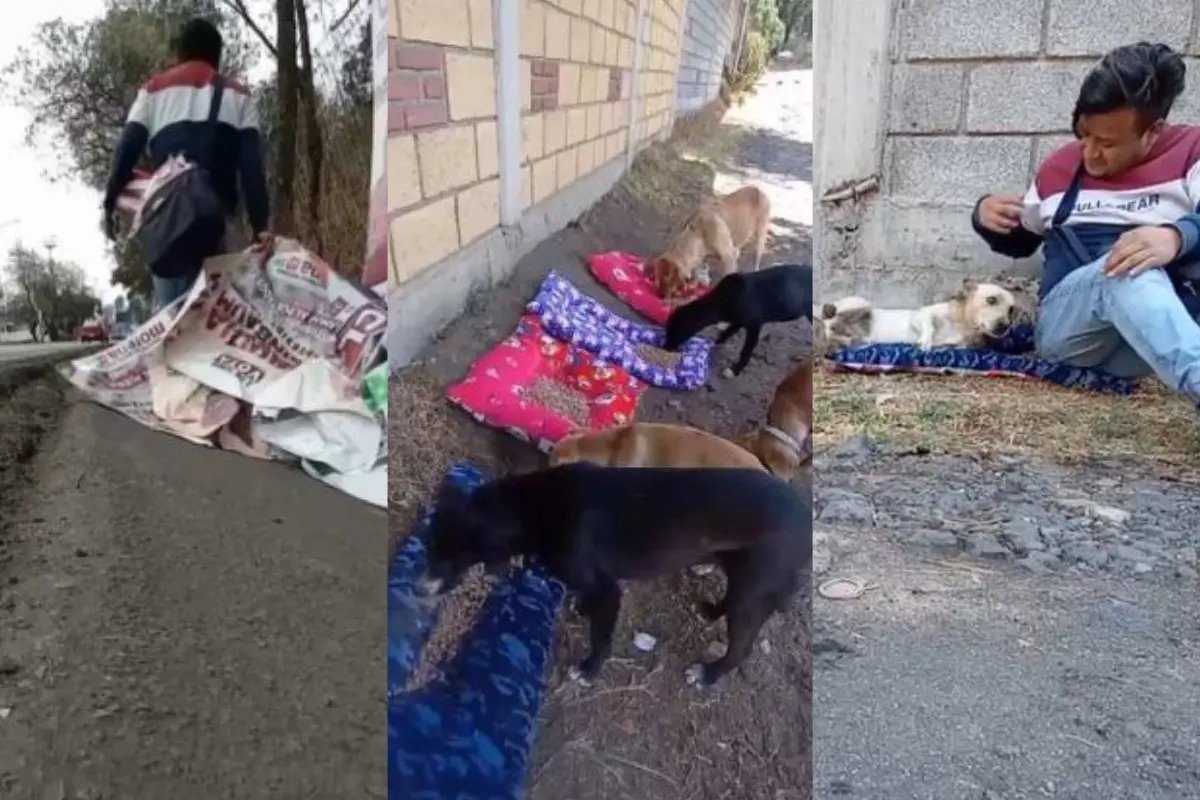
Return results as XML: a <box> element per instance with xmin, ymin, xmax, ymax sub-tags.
<box><xmin>1052</xmin><ymin>161</ymin><xmax>1093</xmax><ymax>266</ymax></box>
<box><xmin>201</xmin><ymin>73</ymin><xmax>226</xmax><ymax>170</ymax></box>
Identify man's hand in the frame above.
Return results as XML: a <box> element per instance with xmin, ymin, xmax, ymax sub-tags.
<box><xmin>1103</xmin><ymin>225</ymin><xmax>1182</xmax><ymax>278</ymax></box>
<box><xmin>249</xmin><ymin>230</ymin><xmax>275</xmax><ymax>266</ymax></box>
<box><xmin>977</xmin><ymin>193</ymin><xmax>1025</xmax><ymax>233</ymax></box>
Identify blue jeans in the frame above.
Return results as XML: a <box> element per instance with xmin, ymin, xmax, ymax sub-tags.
<box><xmin>1035</xmin><ymin>255</ymin><xmax>1200</xmax><ymax>403</ymax></box>
<box><xmin>151</xmin><ymin>270</ymin><xmax>201</xmax><ymax>311</ymax></box>
<box><xmin>150</xmin><ymin>228</ymin><xmax>240</xmax><ymax>311</ymax></box>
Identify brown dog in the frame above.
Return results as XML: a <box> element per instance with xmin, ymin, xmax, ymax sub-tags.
<box><xmin>550</xmin><ymin>422</ymin><xmax>766</xmax><ymax>471</ymax></box>
<box><xmin>737</xmin><ymin>358</ymin><xmax>813</xmax><ymax>480</ymax></box>
<box><xmin>648</xmin><ymin>186</ymin><xmax>772</xmax><ymax>299</ymax></box>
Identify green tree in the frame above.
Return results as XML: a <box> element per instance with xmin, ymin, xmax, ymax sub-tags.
<box><xmin>776</xmin><ymin>0</ymin><xmax>812</xmax><ymax>47</ymax></box>
<box><xmin>750</xmin><ymin>0</ymin><xmax>785</xmax><ymax>54</ymax></box>
<box><xmin>3</xmin><ymin>243</ymin><xmax>100</xmax><ymax>341</ymax></box>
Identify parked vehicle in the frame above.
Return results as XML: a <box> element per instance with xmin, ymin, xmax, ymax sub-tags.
<box><xmin>77</xmin><ymin>320</ymin><xmax>109</xmax><ymax>344</ymax></box>
<box><xmin>110</xmin><ymin>322</ymin><xmax>133</xmax><ymax>342</ymax></box>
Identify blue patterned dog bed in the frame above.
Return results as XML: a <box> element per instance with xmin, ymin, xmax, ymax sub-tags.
<box><xmin>826</xmin><ymin>333</ymin><xmax>1135</xmax><ymax>395</ymax></box>
<box><xmin>527</xmin><ymin>270</ymin><xmax>712</xmax><ymax>390</ymax></box>
<box><xmin>389</xmin><ymin>463</ymin><xmax>566</xmax><ymax>800</ymax></box>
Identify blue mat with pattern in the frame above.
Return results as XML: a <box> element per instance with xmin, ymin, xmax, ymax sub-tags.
<box><xmin>389</xmin><ymin>463</ymin><xmax>566</xmax><ymax>800</ymax></box>
<box><xmin>825</xmin><ymin>323</ymin><xmax>1136</xmax><ymax>395</ymax></box>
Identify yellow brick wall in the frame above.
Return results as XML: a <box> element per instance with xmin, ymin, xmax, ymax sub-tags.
<box><xmin>388</xmin><ymin>0</ymin><xmax>502</xmax><ymax>291</ymax></box>
<box><xmin>519</xmin><ymin>0</ymin><xmax>636</xmax><ymax>206</ymax></box>
<box><xmin>638</xmin><ymin>0</ymin><xmax>683</xmax><ymax>143</ymax></box>
<box><xmin>388</xmin><ymin>0</ymin><xmax>691</xmax><ymax>293</ymax></box>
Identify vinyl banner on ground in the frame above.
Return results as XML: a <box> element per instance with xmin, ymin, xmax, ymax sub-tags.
<box><xmin>60</xmin><ymin>238</ymin><xmax>388</xmax><ymax>506</ymax></box>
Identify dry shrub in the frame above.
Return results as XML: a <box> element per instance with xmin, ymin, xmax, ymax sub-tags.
<box><xmin>291</xmin><ymin>101</ymin><xmax>371</xmax><ymax>277</ymax></box>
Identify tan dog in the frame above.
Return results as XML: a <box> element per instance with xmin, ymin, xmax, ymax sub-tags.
<box><xmin>737</xmin><ymin>358</ymin><xmax>813</xmax><ymax>480</ymax></box>
<box><xmin>648</xmin><ymin>186</ymin><xmax>772</xmax><ymax>299</ymax></box>
<box><xmin>550</xmin><ymin>422</ymin><xmax>766</xmax><ymax>471</ymax></box>
<box><xmin>819</xmin><ymin>280</ymin><xmax>1016</xmax><ymax>351</ymax></box>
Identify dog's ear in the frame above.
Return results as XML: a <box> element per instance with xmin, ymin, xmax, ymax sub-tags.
<box><xmin>960</xmin><ymin>278</ymin><xmax>979</xmax><ymax>295</ymax></box>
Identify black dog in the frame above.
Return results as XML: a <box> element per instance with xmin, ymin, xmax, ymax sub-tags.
<box><xmin>663</xmin><ymin>263</ymin><xmax>814</xmax><ymax>376</ymax></box>
<box><xmin>417</xmin><ymin>463</ymin><xmax>811</xmax><ymax>689</ymax></box>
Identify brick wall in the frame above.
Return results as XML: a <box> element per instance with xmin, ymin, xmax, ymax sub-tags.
<box><xmin>820</xmin><ymin>0</ymin><xmax>1200</xmax><ymax>305</ymax></box>
<box><xmin>388</xmin><ymin>0</ymin><xmax>706</xmax><ymax>365</ymax></box>
<box><xmin>520</xmin><ymin>0</ymin><xmax>638</xmax><ymax>207</ymax></box>
<box><xmin>636</xmin><ymin>0</ymin><xmax>686</xmax><ymax>143</ymax></box>
<box><xmin>387</xmin><ymin>0</ymin><xmax>501</xmax><ymax>291</ymax></box>
<box><xmin>675</xmin><ymin>0</ymin><xmax>743</xmax><ymax>115</ymax></box>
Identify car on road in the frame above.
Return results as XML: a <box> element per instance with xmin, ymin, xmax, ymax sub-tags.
<box><xmin>76</xmin><ymin>321</ymin><xmax>109</xmax><ymax>344</ymax></box>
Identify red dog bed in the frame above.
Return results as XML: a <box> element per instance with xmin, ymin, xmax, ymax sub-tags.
<box><xmin>446</xmin><ymin>315</ymin><xmax>645</xmax><ymax>451</ymax></box>
<box><xmin>586</xmin><ymin>251</ymin><xmax>706</xmax><ymax>325</ymax></box>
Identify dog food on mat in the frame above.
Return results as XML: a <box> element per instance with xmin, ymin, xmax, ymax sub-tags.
<box><xmin>826</xmin><ymin>340</ymin><xmax>1136</xmax><ymax>395</ymax></box>
<box><xmin>390</xmin><ymin>463</ymin><xmax>566</xmax><ymax>799</ymax></box>
<box><xmin>587</xmin><ymin>250</ymin><xmax>706</xmax><ymax>325</ymax></box>
<box><xmin>527</xmin><ymin>271</ymin><xmax>712</xmax><ymax>390</ymax></box>
<box><xmin>447</xmin><ymin>314</ymin><xmax>645</xmax><ymax>451</ymax></box>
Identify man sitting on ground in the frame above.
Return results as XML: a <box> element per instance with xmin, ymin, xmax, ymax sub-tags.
<box><xmin>972</xmin><ymin>41</ymin><xmax>1200</xmax><ymax>406</ymax></box>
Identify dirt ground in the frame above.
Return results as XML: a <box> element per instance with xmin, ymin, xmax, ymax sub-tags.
<box><xmin>390</xmin><ymin>71</ymin><xmax>815</xmax><ymax>800</ymax></box>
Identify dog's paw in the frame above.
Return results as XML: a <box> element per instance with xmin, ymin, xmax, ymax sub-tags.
<box><xmin>690</xmin><ymin>564</ymin><xmax>716</xmax><ymax>577</ymax></box>
<box><xmin>567</xmin><ymin>665</ymin><xmax>594</xmax><ymax>687</ymax></box>
<box><xmin>684</xmin><ymin>663</ymin><xmax>711</xmax><ymax>689</ymax></box>
<box><xmin>720</xmin><ymin>367</ymin><xmax>734</xmax><ymax>379</ymax></box>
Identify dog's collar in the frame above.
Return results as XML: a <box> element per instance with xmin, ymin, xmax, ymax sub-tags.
<box><xmin>762</xmin><ymin>424</ymin><xmax>805</xmax><ymax>456</ymax></box>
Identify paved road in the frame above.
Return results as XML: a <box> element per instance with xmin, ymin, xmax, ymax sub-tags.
<box><xmin>813</xmin><ymin>446</ymin><xmax>1200</xmax><ymax>800</ymax></box>
<box><xmin>0</xmin><ymin>341</ymin><xmax>93</xmax><ymax>366</ymax></box>
<box><xmin>0</xmin><ymin>390</ymin><xmax>386</xmax><ymax>798</ymax></box>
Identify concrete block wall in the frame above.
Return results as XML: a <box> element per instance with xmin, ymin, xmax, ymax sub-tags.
<box><xmin>817</xmin><ymin>0</ymin><xmax>1200</xmax><ymax>306</ymax></box>
<box><xmin>520</xmin><ymin>0</ymin><xmax>638</xmax><ymax>208</ymax></box>
<box><xmin>675</xmin><ymin>0</ymin><xmax>743</xmax><ymax>115</ymax></box>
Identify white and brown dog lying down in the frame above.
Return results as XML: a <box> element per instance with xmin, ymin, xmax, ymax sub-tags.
<box><xmin>820</xmin><ymin>279</ymin><xmax>1017</xmax><ymax>351</ymax></box>
<box><xmin>647</xmin><ymin>186</ymin><xmax>772</xmax><ymax>299</ymax></box>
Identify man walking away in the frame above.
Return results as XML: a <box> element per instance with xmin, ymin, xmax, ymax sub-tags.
<box><xmin>101</xmin><ymin>18</ymin><xmax>272</xmax><ymax>310</ymax></box>
<box><xmin>972</xmin><ymin>42</ymin><xmax>1200</xmax><ymax>408</ymax></box>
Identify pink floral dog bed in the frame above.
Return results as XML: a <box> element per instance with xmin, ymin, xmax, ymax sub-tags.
<box><xmin>446</xmin><ymin>315</ymin><xmax>645</xmax><ymax>451</ymax></box>
<box><xmin>586</xmin><ymin>251</ymin><xmax>706</xmax><ymax>325</ymax></box>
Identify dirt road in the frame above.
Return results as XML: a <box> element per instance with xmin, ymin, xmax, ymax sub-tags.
<box><xmin>0</xmin><ymin>367</ymin><xmax>385</xmax><ymax>799</ymax></box>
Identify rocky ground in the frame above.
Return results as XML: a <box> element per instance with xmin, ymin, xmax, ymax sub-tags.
<box><xmin>812</xmin><ymin>436</ymin><xmax>1200</xmax><ymax>799</ymax></box>
<box><xmin>814</xmin><ymin>436</ymin><xmax>1200</xmax><ymax>580</ymax></box>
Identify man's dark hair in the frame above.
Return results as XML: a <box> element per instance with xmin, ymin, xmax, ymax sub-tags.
<box><xmin>174</xmin><ymin>18</ymin><xmax>223</xmax><ymax>67</ymax></box>
<box><xmin>1072</xmin><ymin>42</ymin><xmax>1187</xmax><ymax>134</ymax></box>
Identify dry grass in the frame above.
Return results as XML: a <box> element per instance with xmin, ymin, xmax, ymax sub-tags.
<box><xmin>387</xmin><ymin>368</ymin><xmax>480</xmax><ymax>527</ymax></box>
<box><xmin>814</xmin><ymin>364</ymin><xmax>1200</xmax><ymax>462</ymax></box>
